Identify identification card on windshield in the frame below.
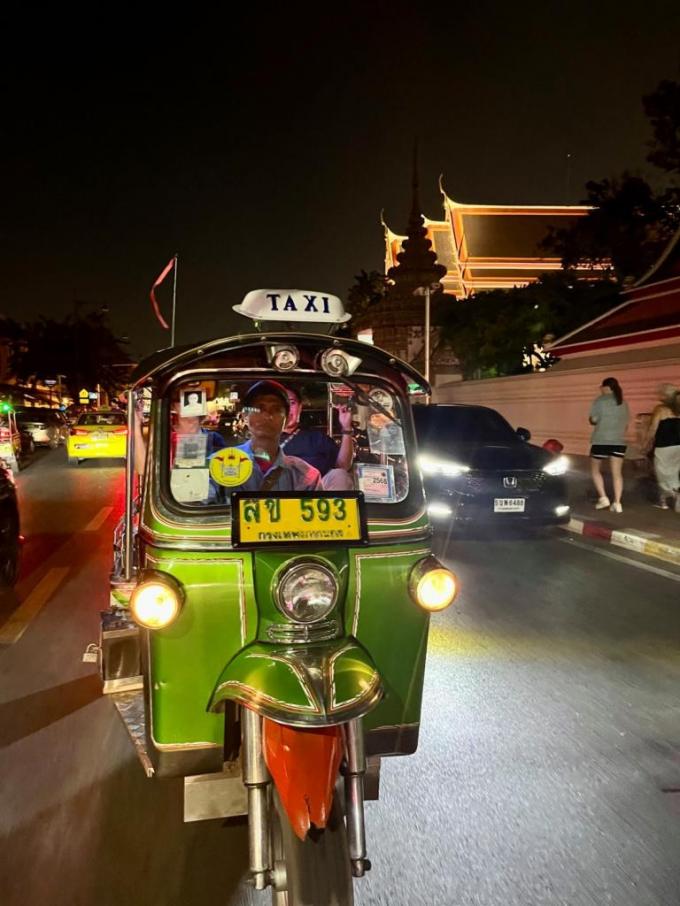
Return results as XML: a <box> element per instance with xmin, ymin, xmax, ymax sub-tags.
<box><xmin>175</xmin><ymin>433</ymin><xmax>208</xmax><ymax>468</ymax></box>
<box><xmin>354</xmin><ymin>463</ymin><xmax>396</xmax><ymax>502</ymax></box>
<box><xmin>231</xmin><ymin>491</ymin><xmax>368</xmax><ymax>548</ymax></box>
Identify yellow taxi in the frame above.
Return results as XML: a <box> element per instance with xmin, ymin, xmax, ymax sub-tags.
<box><xmin>67</xmin><ymin>409</ymin><xmax>127</xmax><ymax>464</ymax></box>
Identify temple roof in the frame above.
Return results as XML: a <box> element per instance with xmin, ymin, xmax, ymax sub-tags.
<box><xmin>384</xmin><ymin>182</ymin><xmax>596</xmax><ymax>297</ymax></box>
<box><xmin>549</xmin><ymin>227</ymin><xmax>680</xmax><ymax>358</ymax></box>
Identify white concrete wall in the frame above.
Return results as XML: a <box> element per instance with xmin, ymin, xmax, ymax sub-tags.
<box><xmin>433</xmin><ymin>356</ymin><xmax>680</xmax><ymax>456</ymax></box>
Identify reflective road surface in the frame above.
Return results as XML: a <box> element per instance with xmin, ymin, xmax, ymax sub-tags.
<box><xmin>2</xmin><ymin>449</ymin><xmax>680</xmax><ymax>905</ymax></box>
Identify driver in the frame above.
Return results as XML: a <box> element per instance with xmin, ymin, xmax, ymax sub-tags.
<box><xmin>208</xmin><ymin>380</ymin><xmax>322</xmax><ymax>500</ymax></box>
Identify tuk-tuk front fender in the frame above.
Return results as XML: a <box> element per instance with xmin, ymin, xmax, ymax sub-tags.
<box><xmin>208</xmin><ymin>638</ymin><xmax>383</xmax><ymax>727</ymax></box>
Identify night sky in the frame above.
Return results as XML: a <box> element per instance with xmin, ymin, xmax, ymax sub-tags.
<box><xmin>2</xmin><ymin>2</ymin><xmax>679</xmax><ymax>359</ymax></box>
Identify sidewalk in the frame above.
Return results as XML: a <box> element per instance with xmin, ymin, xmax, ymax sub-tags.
<box><xmin>564</xmin><ymin>457</ymin><xmax>680</xmax><ymax>567</ymax></box>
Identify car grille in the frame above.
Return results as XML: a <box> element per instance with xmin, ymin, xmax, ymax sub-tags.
<box><xmin>464</xmin><ymin>470</ymin><xmax>547</xmax><ymax>493</ymax></box>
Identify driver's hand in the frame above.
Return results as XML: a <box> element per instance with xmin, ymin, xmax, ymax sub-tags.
<box><xmin>336</xmin><ymin>404</ymin><xmax>353</xmax><ymax>432</ymax></box>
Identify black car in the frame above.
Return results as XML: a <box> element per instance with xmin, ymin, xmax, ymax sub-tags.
<box><xmin>413</xmin><ymin>403</ymin><xmax>570</xmax><ymax>528</ymax></box>
<box><xmin>0</xmin><ymin>464</ymin><xmax>20</xmax><ymax>586</ymax></box>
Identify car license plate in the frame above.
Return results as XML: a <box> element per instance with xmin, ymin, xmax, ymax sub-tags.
<box><xmin>494</xmin><ymin>497</ymin><xmax>526</xmax><ymax>513</ymax></box>
<box><xmin>232</xmin><ymin>492</ymin><xmax>367</xmax><ymax>547</ymax></box>
<box><xmin>92</xmin><ymin>432</ymin><xmax>108</xmax><ymax>441</ymax></box>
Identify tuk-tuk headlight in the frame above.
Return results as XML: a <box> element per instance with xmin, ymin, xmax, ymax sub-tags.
<box><xmin>319</xmin><ymin>348</ymin><xmax>362</xmax><ymax>378</ymax></box>
<box><xmin>268</xmin><ymin>344</ymin><xmax>300</xmax><ymax>371</ymax></box>
<box><xmin>409</xmin><ymin>557</ymin><xmax>458</xmax><ymax>612</ymax></box>
<box><xmin>275</xmin><ymin>562</ymin><xmax>338</xmax><ymax>624</ymax></box>
<box><xmin>130</xmin><ymin>573</ymin><xmax>184</xmax><ymax>630</ymax></box>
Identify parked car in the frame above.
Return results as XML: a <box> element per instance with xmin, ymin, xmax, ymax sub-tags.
<box><xmin>15</xmin><ymin>407</ymin><xmax>69</xmax><ymax>448</ymax></box>
<box><xmin>67</xmin><ymin>409</ymin><xmax>127</xmax><ymax>464</ymax></box>
<box><xmin>413</xmin><ymin>403</ymin><xmax>570</xmax><ymax>528</ymax></box>
<box><xmin>0</xmin><ymin>463</ymin><xmax>20</xmax><ymax>586</ymax></box>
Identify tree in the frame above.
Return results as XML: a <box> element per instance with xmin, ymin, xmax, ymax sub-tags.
<box><xmin>345</xmin><ymin>270</ymin><xmax>389</xmax><ymax>319</ymax></box>
<box><xmin>541</xmin><ymin>173</ymin><xmax>678</xmax><ymax>282</ymax></box>
<box><xmin>438</xmin><ymin>273</ymin><xmax>619</xmax><ymax>379</ymax></box>
<box><xmin>11</xmin><ymin>311</ymin><xmax>131</xmax><ymax>401</ymax></box>
<box><xmin>643</xmin><ymin>77</ymin><xmax>680</xmax><ymax>177</ymax></box>
<box><xmin>542</xmin><ymin>77</ymin><xmax>680</xmax><ymax>283</ymax></box>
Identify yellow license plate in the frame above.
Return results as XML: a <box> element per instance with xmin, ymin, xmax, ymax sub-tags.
<box><xmin>233</xmin><ymin>493</ymin><xmax>367</xmax><ymax>547</ymax></box>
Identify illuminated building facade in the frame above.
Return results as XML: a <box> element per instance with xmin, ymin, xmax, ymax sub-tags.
<box><xmin>384</xmin><ymin>181</ymin><xmax>595</xmax><ymax>299</ymax></box>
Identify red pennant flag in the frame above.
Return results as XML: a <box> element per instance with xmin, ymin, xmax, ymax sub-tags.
<box><xmin>150</xmin><ymin>257</ymin><xmax>175</xmax><ymax>329</ymax></box>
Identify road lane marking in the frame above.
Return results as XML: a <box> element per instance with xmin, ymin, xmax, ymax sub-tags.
<box><xmin>560</xmin><ymin>536</ymin><xmax>680</xmax><ymax>583</ymax></box>
<box><xmin>84</xmin><ymin>507</ymin><xmax>113</xmax><ymax>532</ymax></box>
<box><xmin>0</xmin><ymin>567</ymin><xmax>70</xmax><ymax>645</ymax></box>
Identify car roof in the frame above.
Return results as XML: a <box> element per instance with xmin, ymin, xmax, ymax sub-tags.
<box><xmin>414</xmin><ymin>403</ymin><xmax>502</xmax><ymax>415</ymax></box>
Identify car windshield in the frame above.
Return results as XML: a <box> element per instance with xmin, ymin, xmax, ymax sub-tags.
<box><xmin>413</xmin><ymin>405</ymin><xmax>519</xmax><ymax>447</ymax></box>
<box><xmin>164</xmin><ymin>377</ymin><xmax>411</xmax><ymax>509</ymax></box>
<box><xmin>78</xmin><ymin>412</ymin><xmax>126</xmax><ymax>426</ymax></box>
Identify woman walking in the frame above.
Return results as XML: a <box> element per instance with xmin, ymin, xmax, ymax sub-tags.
<box><xmin>589</xmin><ymin>377</ymin><xmax>630</xmax><ymax>513</ymax></box>
<box><xmin>645</xmin><ymin>384</ymin><xmax>680</xmax><ymax>510</ymax></box>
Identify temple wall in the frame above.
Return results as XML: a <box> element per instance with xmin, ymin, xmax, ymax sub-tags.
<box><xmin>433</xmin><ymin>354</ymin><xmax>680</xmax><ymax>456</ymax></box>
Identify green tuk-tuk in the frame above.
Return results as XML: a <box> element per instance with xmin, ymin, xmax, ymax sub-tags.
<box><xmin>98</xmin><ymin>290</ymin><xmax>457</xmax><ymax>904</ymax></box>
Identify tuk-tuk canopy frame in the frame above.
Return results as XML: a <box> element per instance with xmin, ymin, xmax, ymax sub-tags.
<box><xmin>129</xmin><ymin>333</ymin><xmax>430</xmax><ymax>395</ymax></box>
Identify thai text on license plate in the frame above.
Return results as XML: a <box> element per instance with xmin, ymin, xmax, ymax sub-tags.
<box><xmin>494</xmin><ymin>498</ymin><xmax>525</xmax><ymax>513</ymax></box>
<box><xmin>232</xmin><ymin>492</ymin><xmax>367</xmax><ymax>546</ymax></box>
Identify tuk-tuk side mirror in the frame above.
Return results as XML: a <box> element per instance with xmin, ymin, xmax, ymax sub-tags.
<box><xmin>516</xmin><ymin>427</ymin><xmax>531</xmax><ymax>442</ymax></box>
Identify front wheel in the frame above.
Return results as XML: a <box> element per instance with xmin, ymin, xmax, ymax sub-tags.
<box><xmin>270</xmin><ymin>789</ymin><xmax>353</xmax><ymax>906</ymax></box>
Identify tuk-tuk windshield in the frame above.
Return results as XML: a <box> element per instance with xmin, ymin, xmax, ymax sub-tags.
<box><xmin>164</xmin><ymin>377</ymin><xmax>410</xmax><ymax>508</ymax></box>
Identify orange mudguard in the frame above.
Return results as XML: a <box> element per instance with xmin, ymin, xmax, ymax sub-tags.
<box><xmin>263</xmin><ymin>718</ymin><xmax>344</xmax><ymax>840</ymax></box>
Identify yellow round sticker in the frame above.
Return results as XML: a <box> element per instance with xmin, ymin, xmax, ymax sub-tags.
<box><xmin>209</xmin><ymin>447</ymin><xmax>254</xmax><ymax>487</ymax></box>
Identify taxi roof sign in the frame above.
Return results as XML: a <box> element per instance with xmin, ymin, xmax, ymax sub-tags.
<box><xmin>233</xmin><ymin>289</ymin><xmax>351</xmax><ymax>329</ymax></box>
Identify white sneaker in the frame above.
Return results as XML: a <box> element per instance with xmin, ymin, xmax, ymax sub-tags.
<box><xmin>610</xmin><ymin>502</ymin><xmax>623</xmax><ymax>513</ymax></box>
<box><xmin>595</xmin><ymin>496</ymin><xmax>611</xmax><ymax>509</ymax></box>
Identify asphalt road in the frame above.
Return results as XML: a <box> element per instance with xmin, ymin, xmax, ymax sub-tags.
<box><xmin>2</xmin><ymin>450</ymin><xmax>680</xmax><ymax>906</ymax></box>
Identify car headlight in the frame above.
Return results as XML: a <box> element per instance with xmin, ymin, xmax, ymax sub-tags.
<box><xmin>275</xmin><ymin>561</ymin><xmax>338</xmax><ymax>624</ymax></box>
<box><xmin>427</xmin><ymin>502</ymin><xmax>453</xmax><ymax>518</ymax></box>
<box><xmin>543</xmin><ymin>454</ymin><xmax>570</xmax><ymax>476</ymax></box>
<box><xmin>130</xmin><ymin>573</ymin><xmax>184</xmax><ymax>629</ymax></box>
<box><xmin>418</xmin><ymin>454</ymin><xmax>470</xmax><ymax>478</ymax></box>
<box><xmin>409</xmin><ymin>557</ymin><xmax>458</xmax><ymax>612</ymax></box>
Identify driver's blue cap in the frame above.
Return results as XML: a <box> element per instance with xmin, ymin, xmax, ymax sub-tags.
<box><xmin>242</xmin><ymin>380</ymin><xmax>290</xmax><ymax>414</ymax></box>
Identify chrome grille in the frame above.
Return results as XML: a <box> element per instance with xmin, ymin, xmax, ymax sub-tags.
<box><xmin>267</xmin><ymin>619</ymin><xmax>339</xmax><ymax>644</ymax></box>
<box><xmin>465</xmin><ymin>471</ymin><xmax>546</xmax><ymax>493</ymax></box>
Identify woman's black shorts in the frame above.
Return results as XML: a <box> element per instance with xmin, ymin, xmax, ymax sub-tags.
<box><xmin>590</xmin><ymin>444</ymin><xmax>626</xmax><ymax>459</ymax></box>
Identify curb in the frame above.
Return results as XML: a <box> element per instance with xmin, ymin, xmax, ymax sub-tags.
<box><xmin>562</xmin><ymin>516</ymin><xmax>680</xmax><ymax>568</ymax></box>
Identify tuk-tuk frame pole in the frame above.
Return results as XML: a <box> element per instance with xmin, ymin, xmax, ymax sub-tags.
<box><xmin>424</xmin><ymin>285</ymin><xmax>430</xmax><ymax>385</ymax></box>
<box><xmin>123</xmin><ymin>389</ymin><xmax>135</xmax><ymax>580</ymax></box>
<box><xmin>170</xmin><ymin>253</ymin><xmax>178</xmax><ymax>347</ymax></box>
